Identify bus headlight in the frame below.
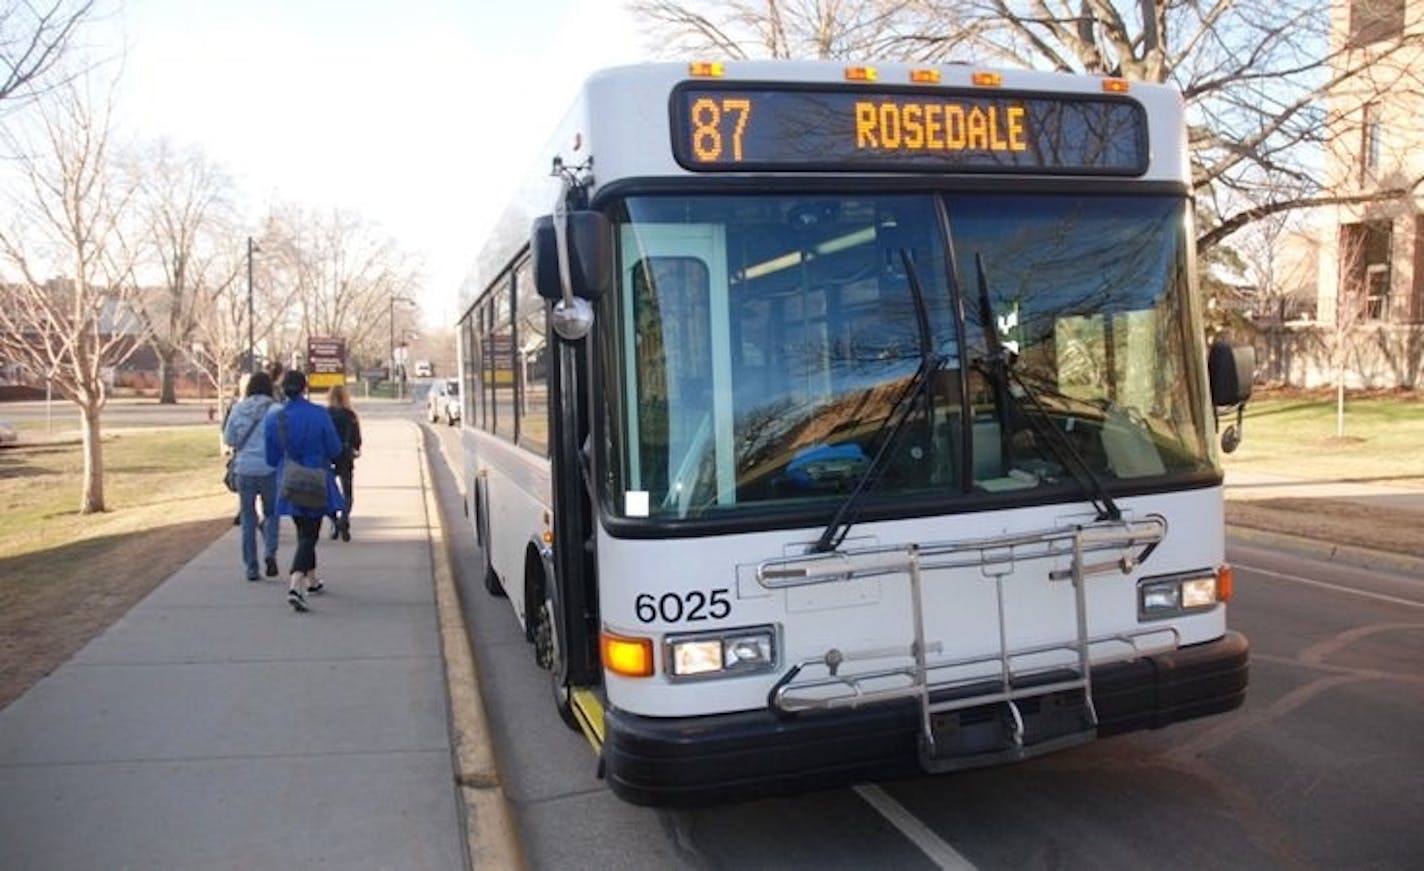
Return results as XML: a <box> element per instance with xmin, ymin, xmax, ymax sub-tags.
<box><xmin>666</xmin><ymin>625</ymin><xmax>777</xmax><ymax>680</ymax></box>
<box><xmin>1138</xmin><ymin>567</ymin><xmax>1229</xmax><ymax>620</ymax></box>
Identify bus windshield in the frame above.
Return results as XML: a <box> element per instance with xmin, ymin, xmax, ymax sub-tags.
<box><xmin>602</xmin><ymin>192</ymin><xmax>1211</xmax><ymax>522</ymax></box>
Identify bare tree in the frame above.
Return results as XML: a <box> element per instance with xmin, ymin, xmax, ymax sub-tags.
<box><xmin>628</xmin><ymin>0</ymin><xmax>1424</xmax><ymax>255</ymax></box>
<box><xmin>185</xmin><ymin>245</ymin><xmax>246</xmax><ymax>417</ymax></box>
<box><xmin>1324</xmin><ymin>219</ymin><xmax>1382</xmax><ymax>437</ymax></box>
<box><xmin>0</xmin><ymin>77</ymin><xmax>145</xmax><ymax>513</ymax></box>
<box><xmin>0</xmin><ymin>0</ymin><xmax>97</xmax><ymax>106</ymax></box>
<box><xmin>631</xmin><ymin>0</ymin><xmax>937</xmax><ymax>58</ymax></box>
<box><xmin>130</xmin><ymin>139</ymin><xmax>238</xmax><ymax>404</ymax></box>
<box><xmin>259</xmin><ymin>204</ymin><xmax>424</xmax><ymax>370</ymax></box>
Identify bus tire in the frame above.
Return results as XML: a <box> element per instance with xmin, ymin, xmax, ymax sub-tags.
<box><xmin>531</xmin><ymin>567</ymin><xmax>578</xmax><ymax>731</ymax></box>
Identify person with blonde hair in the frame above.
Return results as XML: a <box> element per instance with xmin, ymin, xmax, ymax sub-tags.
<box><xmin>326</xmin><ymin>383</ymin><xmax>362</xmax><ymax>541</ymax></box>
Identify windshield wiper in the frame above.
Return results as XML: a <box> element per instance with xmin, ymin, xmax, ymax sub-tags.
<box><xmin>970</xmin><ymin>253</ymin><xmax>1121</xmax><ymax>522</ymax></box>
<box><xmin>812</xmin><ymin>249</ymin><xmax>940</xmax><ymax>553</ymax></box>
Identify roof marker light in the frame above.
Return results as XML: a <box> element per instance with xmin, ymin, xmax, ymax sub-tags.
<box><xmin>971</xmin><ymin>71</ymin><xmax>1003</xmax><ymax>87</ymax></box>
<box><xmin>845</xmin><ymin>66</ymin><xmax>877</xmax><ymax>82</ymax></box>
<box><xmin>1102</xmin><ymin>78</ymin><xmax>1131</xmax><ymax>93</ymax></box>
<box><xmin>909</xmin><ymin>68</ymin><xmax>942</xmax><ymax>84</ymax></box>
<box><xmin>689</xmin><ymin>61</ymin><xmax>725</xmax><ymax>78</ymax></box>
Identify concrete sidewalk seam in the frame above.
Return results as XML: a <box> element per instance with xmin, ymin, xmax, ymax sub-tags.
<box><xmin>1227</xmin><ymin>524</ymin><xmax>1424</xmax><ymax>576</ymax></box>
<box><xmin>417</xmin><ymin>424</ymin><xmax>526</xmax><ymax>871</ymax></box>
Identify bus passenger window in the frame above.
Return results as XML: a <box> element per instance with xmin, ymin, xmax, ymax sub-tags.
<box><xmin>491</xmin><ymin>282</ymin><xmax>515</xmax><ymax>441</ymax></box>
<box><xmin>515</xmin><ymin>260</ymin><xmax>548</xmax><ymax>454</ymax></box>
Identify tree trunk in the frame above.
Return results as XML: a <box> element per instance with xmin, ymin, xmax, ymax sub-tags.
<box><xmin>80</xmin><ymin>401</ymin><xmax>105</xmax><ymax>514</ymax></box>
<box><xmin>1336</xmin><ymin>374</ymin><xmax>1345</xmax><ymax>439</ymax></box>
<box><xmin>158</xmin><ymin>345</ymin><xmax>178</xmax><ymax>404</ymax></box>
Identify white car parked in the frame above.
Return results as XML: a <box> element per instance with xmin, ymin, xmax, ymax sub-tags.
<box><xmin>427</xmin><ymin>378</ymin><xmax>461</xmax><ymax>426</ymax></box>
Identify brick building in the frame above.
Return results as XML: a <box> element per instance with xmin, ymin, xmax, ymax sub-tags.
<box><xmin>1259</xmin><ymin>0</ymin><xmax>1424</xmax><ymax>387</ymax></box>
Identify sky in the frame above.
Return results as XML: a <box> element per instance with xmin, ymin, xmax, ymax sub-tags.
<box><xmin>98</xmin><ymin>0</ymin><xmax>648</xmax><ymax>326</ymax></box>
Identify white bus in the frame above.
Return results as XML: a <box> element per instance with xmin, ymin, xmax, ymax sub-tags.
<box><xmin>455</xmin><ymin>61</ymin><xmax>1255</xmax><ymax>806</ymax></box>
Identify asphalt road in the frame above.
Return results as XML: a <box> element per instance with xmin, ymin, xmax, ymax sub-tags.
<box><xmin>0</xmin><ymin>386</ymin><xmax>431</xmax><ymax>434</ymax></box>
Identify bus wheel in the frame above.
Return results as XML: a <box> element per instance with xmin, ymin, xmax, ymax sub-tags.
<box><xmin>533</xmin><ymin>595</ymin><xmax>579</xmax><ymax>731</ymax></box>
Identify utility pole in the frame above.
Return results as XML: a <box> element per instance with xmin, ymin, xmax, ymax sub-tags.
<box><xmin>246</xmin><ymin>237</ymin><xmax>257</xmax><ymax>373</ymax></box>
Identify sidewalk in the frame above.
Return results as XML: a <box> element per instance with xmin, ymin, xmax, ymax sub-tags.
<box><xmin>1225</xmin><ymin>469</ymin><xmax>1424</xmax><ymax>509</ymax></box>
<box><xmin>1224</xmin><ymin>468</ymin><xmax>1424</xmax><ymax>575</ymax></box>
<box><xmin>0</xmin><ymin>419</ymin><xmax>500</xmax><ymax>870</ymax></box>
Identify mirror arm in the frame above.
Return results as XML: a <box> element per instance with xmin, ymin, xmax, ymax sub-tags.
<box><xmin>551</xmin><ymin>159</ymin><xmax>576</xmax><ymax>311</ymax></box>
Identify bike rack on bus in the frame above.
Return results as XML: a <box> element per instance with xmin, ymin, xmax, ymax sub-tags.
<box><xmin>757</xmin><ymin>518</ymin><xmax>1178</xmax><ymax>772</ymax></box>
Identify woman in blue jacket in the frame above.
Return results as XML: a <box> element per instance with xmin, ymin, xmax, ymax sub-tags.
<box><xmin>264</xmin><ymin>370</ymin><xmax>345</xmax><ymax>612</ymax></box>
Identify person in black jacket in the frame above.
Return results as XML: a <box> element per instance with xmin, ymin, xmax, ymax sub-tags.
<box><xmin>326</xmin><ymin>384</ymin><xmax>362</xmax><ymax>542</ymax></box>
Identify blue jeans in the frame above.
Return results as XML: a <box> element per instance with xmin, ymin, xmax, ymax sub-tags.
<box><xmin>237</xmin><ymin>472</ymin><xmax>278</xmax><ymax>578</ymax></box>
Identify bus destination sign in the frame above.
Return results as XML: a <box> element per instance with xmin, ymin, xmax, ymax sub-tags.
<box><xmin>671</xmin><ymin>85</ymin><xmax>1148</xmax><ymax>175</ymax></box>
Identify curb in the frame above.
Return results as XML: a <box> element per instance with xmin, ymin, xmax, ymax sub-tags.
<box><xmin>1226</xmin><ymin>524</ymin><xmax>1424</xmax><ymax>577</ymax></box>
<box><xmin>416</xmin><ymin>426</ymin><xmax>526</xmax><ymax>871</ymax></box>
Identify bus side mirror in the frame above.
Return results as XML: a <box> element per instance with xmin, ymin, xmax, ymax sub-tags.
<box><xmin>1208</xmin><ymin>339</ymin><xmax>1255</xmax><ymax>407</ymax></box>
<box><xmin>1208</xmin><ymin>339</ymin><xmax>1254</xmax><ymax>454</ymax></box>
<box><xmin>532</xmin><ymin>212</ymin><xmax>612</xmax><ymax>302</ymax></box>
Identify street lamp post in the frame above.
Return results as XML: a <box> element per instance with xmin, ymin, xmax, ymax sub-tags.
<box><xmin>389</xmin><ymin>295</ymin><xmax>415</xmax><ymax>399</ymax></box>
<box><xmin>246</xmin><ymin>237</ymin><xmax>259</xmax><ymax>373</ymax></box>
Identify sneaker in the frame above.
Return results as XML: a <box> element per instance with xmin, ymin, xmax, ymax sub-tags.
<box><xmin>306</xmin><ymin>578</ymin><xmax>325</xmax><ymax>595</ymax></box>
<box><xmin>287</xmin><ymin>588</ymin><xmax>308</xmax><ymax>612</ymax></box>
<box><xmin>246</xmin><ymin>570</ymin><xmax>259</xmax><ymax>582</ymax></box>
<box><xmin>264</xmin><ymin>556</ymin><xmax>279</xmax><ymax>577</ymax></box>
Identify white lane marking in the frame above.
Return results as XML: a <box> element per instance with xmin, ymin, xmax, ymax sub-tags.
<box><xmin>853</xmin><ymin>784</ymin><xmax>979</xmax><ymax>870</ymax></box>
<box><xmin>1235</xmin><ymin>563</ymin><xmax>1424</xmax><ymax>609</ymax></box>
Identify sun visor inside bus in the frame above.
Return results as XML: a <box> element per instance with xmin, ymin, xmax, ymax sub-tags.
<box><xmin>531</xmin><ymin>212</ymin><xmax>613</xmax><ymax>301</ymax></box>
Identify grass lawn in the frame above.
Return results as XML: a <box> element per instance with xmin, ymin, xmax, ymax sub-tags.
<box><xmin>1222</xmin><ymin>390</ymin><xmax>1424</xmax><ymax>486</ymax></box>
<box><xmin>0</xmin><ymin>427</ymin><xmax>234</xmax><ymax>710</ymax></box>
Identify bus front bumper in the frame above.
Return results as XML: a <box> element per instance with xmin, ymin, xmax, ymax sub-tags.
<box><xmin>600</xmin><ymin>631</ymin><xmax>1248</xmax><ymax>806</ymax></box>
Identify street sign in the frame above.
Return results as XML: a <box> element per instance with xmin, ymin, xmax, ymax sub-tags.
<box><xmin>307</xmin><ymin>336</ymin><xmax>347</xmax><ymax>390</ymax></box>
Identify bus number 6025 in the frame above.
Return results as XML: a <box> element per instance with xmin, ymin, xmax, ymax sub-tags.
<box><xmin>635</xmin><ymin>589</ymin><xmax>732</xmax><ymax>623</ymax></box>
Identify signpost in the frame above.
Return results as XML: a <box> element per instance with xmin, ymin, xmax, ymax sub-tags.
<box><xmin>306</xmin><ymin>336</ymin><xmax>347</xmax><ymax>391</ymax></box>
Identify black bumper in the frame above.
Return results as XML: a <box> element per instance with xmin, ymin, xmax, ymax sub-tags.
<box><xmin>602</xmin><ymin>631</ymin><xmax>1249</xmax><ymax>806</ymax></box>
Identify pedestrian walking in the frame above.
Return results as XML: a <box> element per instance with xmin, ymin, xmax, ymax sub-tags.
<box><xmin>326</xmin><ymin>384</ymin><xmax>362</xmax><ymax>541</ymax></box>
<box><xmin>223</xmin><ymin>371</ymin><xmax>280</xmax><ymax>581</ymax></box>
<box><xmin>267</xmin><ymin>360</ymin><xmax>285</xmax><ymax>398</ymax></box>
<box><xmin>223</xmin><ymin>374</ymin><xmax>248</xmax><ymax>527</ymax></box>
<box><xmin>265</xmin><ymin>369</ymin><xmax>345</xmax><ymax>612</ymax></box>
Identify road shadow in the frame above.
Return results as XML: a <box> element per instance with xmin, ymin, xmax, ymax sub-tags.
<box><xmin>1228</xmin><ymin>474</ymin><xmax>1424</xmax><ymax>490</ymax></box>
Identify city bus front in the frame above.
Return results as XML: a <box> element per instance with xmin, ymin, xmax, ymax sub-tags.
<box><xmin>577</xmin><ymin>187</ymin><xmax>1248</xmax><ymax>804</ymax></box>
<box><xmin>543</xmin><ymin>67</ymin><xmax>1248</xmax><ymax>805</ymax></box>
